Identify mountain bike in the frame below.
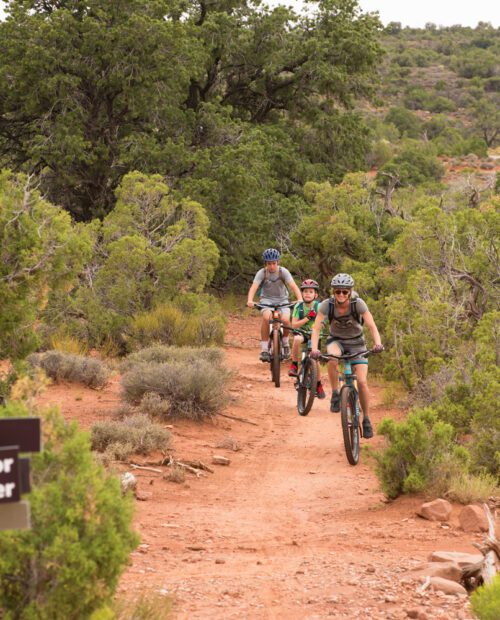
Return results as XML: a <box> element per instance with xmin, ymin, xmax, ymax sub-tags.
<box><xmin>254</xmin><ymin>302</ymin><xmax>295</xmax><ymax>388</ymax></box>
<box><xmin>319</xmin><ymin>349</ymin><xmax>376</xmax><ymax>465</ymax></box>
<box><xmin>290</xmin><ymin>327</ymin><xmax>318</xmax><ymax>416</ymax></box>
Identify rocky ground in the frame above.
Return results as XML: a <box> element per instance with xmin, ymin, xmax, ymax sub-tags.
<box><xmin>38</xmin><ymin>314</ymin><xmax>489</xmax><ymax>619</ymax></box>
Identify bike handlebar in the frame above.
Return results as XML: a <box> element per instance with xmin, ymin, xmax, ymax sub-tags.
<box><xmin>253</xmin><ymin>302</ymin><xmax>296</xmax><ymax>310</ymax></box>
<box><xmin>319</xmin><ymin>349</ymin><xmax>379</xmax><ymax>362</ymax></box>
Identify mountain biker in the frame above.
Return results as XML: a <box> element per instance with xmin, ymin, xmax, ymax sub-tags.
<box><xmin>289</xmin><ymin>279</ymin><xmax>326</xmax><ymax>399</ymax></box>
<box><xmin>309</xmin><ymin>273</ymin><xmax>384</xmax><ymax>439</ymax></box>
<box><xmin>247</xmin><ymin>248</ymin><xmax>302</xmax><ymax>362</ymax></box>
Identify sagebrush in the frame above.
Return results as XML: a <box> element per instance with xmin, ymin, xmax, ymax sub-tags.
<box><xmin>28</xmin><ymin>350</ymin><xmax>110</xmax><ymax>388</ymax></box>
<box><xmin>91</xmin><ymin>414</ymin><xmax>171</xmax><ymax>459</ymax></box>
<box><xmin>121</xmin><ymin>359</ymin><xmax>230</xmax><ymax>420</ymax></box>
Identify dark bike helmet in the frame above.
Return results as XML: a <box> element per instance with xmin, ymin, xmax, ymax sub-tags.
<box><xmin>300</xmin><ymin>279</ymin><xmax>319</xmax><ymax>290</ymax></box>
<box><xmin>330</xmin><ymin>273</ymin><xmax>354</xmax><ymax>288</ymax></box>
<box><xmin>262</xmin><ymin>248</ymin><xmax>280</xmax><ymax>262</ymax></box>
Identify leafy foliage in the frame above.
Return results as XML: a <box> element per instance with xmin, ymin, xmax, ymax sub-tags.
<box><xmin>0</xmin><ymin>403</ymin><xmax>138</xmax><ymax>619</ymax></box>
<box><xmin>470</xmin><ymin>574</ymin><xmax>500</xmax><ymax>620</ymax></box>
<box><xmin>0</xmin><ymin>170</ymin><xmax>93</xmax><ymax>358</ymax></box>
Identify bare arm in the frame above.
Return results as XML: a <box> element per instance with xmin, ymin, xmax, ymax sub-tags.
<box><xmin>247</xmin><ymin>281</ymin><xmax>260</xmax><ymax>307</ymax></box>
<box><xmin>288</xmin><ymin>279</ymin><xmax>303</xmax><ymax>303</ymax></box>
<box><xmin>362</xmin><ymin>311</ymin><xmax>382</xmax><ymax>347</ymax></box>
<box><xmin>311</xmin><ymin>311</ymin><xmax>325</xmax><ymax>351</ymax></box>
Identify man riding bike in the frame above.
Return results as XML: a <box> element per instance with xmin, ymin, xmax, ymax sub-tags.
<box><xmin>310</xmin><ymin>273</ymin><xmax>384</xmax><ymax>439</ymax></box>
<box><xmin>247</xmin><ymin>248</ymin><xmax>302</xmax><ymax>362</ymax></box>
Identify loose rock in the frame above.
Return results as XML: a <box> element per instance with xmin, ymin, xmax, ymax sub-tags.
<box><xmin>428</xmin><ymin>577</ymin><xmax>467</xmax><ymax>595</ymax></box>
<box><xmin>458</xmin><ymin>504</ymin><xmax>489</xmax><ymax>532</ymax></box>
<box><xmin>212</xmin><ymin>455</ymin><xmax>231</xmax><ymax>466</ymax></box>
<box><xmin>417</xmin><ymin>499</ymin><xmax>452</xmax><ymax>522</ymax></box>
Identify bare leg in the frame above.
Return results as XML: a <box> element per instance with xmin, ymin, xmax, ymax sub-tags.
<box><xmin>261</xmin><ymin>311</ymin><xmax>271</xmax><ymax>343</ymax></box>
<box><xmin>291</xmin><ymin>335</ymin><xmax>303</xmax><ymax>363</ymax></box>
<box><xmin>355</xmin><ymin>364</ymin><xmax>370</xmax><ymax>418</ymax></box>
<box><xmin>326</xmin><ymin>342</ymin><xmax>342</xmax><ymax>391</ymax></box>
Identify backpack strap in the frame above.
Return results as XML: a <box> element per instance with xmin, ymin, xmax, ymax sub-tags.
<box><xmin>297</xmin><ymin>301</ymin><xmax>305</xmax><ymax>320</ymax></box>
<box><xmin>261</xmin><ymin>266</ymin><xmax>286</xmax><ymax>286</ymax></box>
<box><xmin>328</xmin><ymin>296</ymin><xmax>363</xmax><ymax>325</ymax></box>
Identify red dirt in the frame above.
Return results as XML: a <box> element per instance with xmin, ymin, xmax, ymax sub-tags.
<box><xmin>37</xmin><ymin>315</ymin><xmax>479</xmax><ymax>619</ymax></box>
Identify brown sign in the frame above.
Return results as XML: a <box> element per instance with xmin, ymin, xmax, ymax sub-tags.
<box><xmin>0</xmin><ymin>446</ymin><xmax>21</xmax><ymax>503</ymax></box>
<box><xmin>0</xmin><ymin>501</ymin><xmax>31</xmax><ymax>531</ymax></box>
<box><xmin>0</xmin><ymin>418</ymin><xmax>41</xmax><ymax>452</ymax></box>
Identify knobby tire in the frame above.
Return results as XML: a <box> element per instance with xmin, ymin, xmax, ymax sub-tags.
<box><xmin>271</xmin><ymin>329</ymin><xmax>281</xmax><ymax>387</ymax></box>
<box><xmin>340</xmin><ymin>386</ymin><xmax>360</xmax><ymax>465</ymax></box>
<box><xmin>297</xmin><ymin>358</ymin><xmax>317</xmax><ymax>416</ymax></box>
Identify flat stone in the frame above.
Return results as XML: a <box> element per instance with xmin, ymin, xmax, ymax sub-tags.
<box><xmin>417</xmin><ymin>498</ymin><xmax>452</xmax><ymax>522</ymax></box>
<box><xmin>410</xmin><ymin>561</ymin><xmax>462</xmax><ymax>582</ymax></box>
<box><xmin>459</xmin><ymin>504</ymin><xmax>489</xmax><ymax>532</ymax></box>
<box><xmin>212</xmin><ymin>455</ymin><xmax>231</xmax><ymax>466</ymax></box>
<box><xmin>429</xmin><ymin>577</ymin><xmax>467</xmax><ymax>595</ymax></box>
<box><xmin>135</xmin><ymin>490</ymin><xmax>153</xmax><ymax>501</ymax></box>
<box><xmin>428</xmin><ymin>551</ymin><xmax>483</xmax><ymax>567</ymax></box>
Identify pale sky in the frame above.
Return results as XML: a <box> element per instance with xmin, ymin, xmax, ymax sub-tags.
<box><xmin>0</xmin><ymin>1</ymin><xmax>499</xmax><ymax>28</ymax></box>
<box><xmin>267</xmin><ymin>0</ymin><xmax>500</xmax><ymax>28</ymax></box>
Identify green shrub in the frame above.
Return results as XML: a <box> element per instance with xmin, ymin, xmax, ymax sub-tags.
<box><xmin>28</xmin><ymin>350</ymin><xmax>110</xmax><ymax>389</ymax></box>
<box><xmin>121</xmin><ymin>360</ymin><xmax>230</xmax><ymax>420</ymax></box>
<box><xmin>91</xmin><ymin>414</ymin><xmax>171</xmax><ymax>459</ymax></box>
<box><xmin>369</xmin><ymin>408</ymin><xmax>469</xmax><ymax>499</ymax></box>
<box><xmin>470</xmin><ymin>574</ymin><xmax>500</xmax><ymax>620</ymax></box>
<box><xmin>0</xmin><ymin>404</ymin><xmax>138</xmax><ymax>618</ymax></box>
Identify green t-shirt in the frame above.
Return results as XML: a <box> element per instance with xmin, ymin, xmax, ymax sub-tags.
<box><xmin>292</xmin><ymin>300</ymin><xmax>321</xmax><ymax>331</ymax></box>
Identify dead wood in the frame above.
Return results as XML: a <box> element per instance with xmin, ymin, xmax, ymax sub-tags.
<box><xmin>217</xmin><ymin>412</ymin><xmax>258</xmax><ymax>426</ymax></box>
<box><xmin>461</xmin><ymin>504</ymin><xmax>499</xmax><ymax>590</ymax></box>
<box><xmin>129</xmin><ymin>463</ymin><xmax>163</xmax><ymax>474</ymax></box>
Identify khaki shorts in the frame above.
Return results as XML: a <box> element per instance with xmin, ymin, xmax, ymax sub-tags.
<box><xmin>326</xmin><ymin>337</ymin><xmax>368</xmax><ymax>365</ymax></box>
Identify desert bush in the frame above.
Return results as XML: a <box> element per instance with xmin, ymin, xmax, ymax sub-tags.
<box><xmin>113</xmin><ymin>592</ymin><xmax>174</xmax><ymax>620</ymax></box>
<box><xmin>139</xmin><ymin>392</ymin><xmax>171</xmax><ymax>418</ymax></box>
<box><xmin>369</xmin><ymin>408</ymin><xmax>470</xmax><ymax>499</ymax></box>
<box><xmin>445</xmin><ymin>472</ymin><xmax>499</xmax><ymax>505</ymax></box>
<box><xmin>470</xmin><ymin>573</ymin><xmax>500</xmax><ymax>620</ymax></box>
<box><xmin>165</xmin><ymin>465</ymin><xmax>186</xmax><ymax>484</ymax></box>
<box><xmin>91</xmin><ymin>414</ymin><xmax>171</xmax><ymax>458</ymax></box>
<box><xmin>28</xmin><ymin>350</ymin><xmax>110</xmax><ymax>388</ymax></box>
<box><xmin>121</xmin><ymin>360</ymin><xmax>230</xmax><ymax>420</ymax></box>
<box><xmin>122</xmin><ymin>344</ymin><xmax>224</xmax><ymax>372</ymax></box>
<box><xmin>50</xmin><ymin>332</ymin><xmax>89</xmax><ymax>355</ymax></box>
<box><xmin>0</xmin><ymin>404</ymin><xmax>138</xmax><ymax>618</ymax></box>
<box><xmin>129</xmin><ymin>301</ymin><xmax>225</xmax><ymax>350</ymax></box>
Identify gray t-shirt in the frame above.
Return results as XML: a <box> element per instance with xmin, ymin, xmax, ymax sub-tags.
<box><xmin>319</xmin><ymin>296</ymin><xmax>368</xmax><ymax>340</ymax></box>
<box><xmin>253</xmin><ymin>266</ymin><xmax>293</xmax><ymax>304</ymax></box>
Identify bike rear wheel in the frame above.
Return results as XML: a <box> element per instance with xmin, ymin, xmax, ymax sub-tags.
<box><xmin>340</xmin><ymin>386</ymin><xmax>360</xmax><ymax>465</ymax></box>
<box><xmin>297</xmin><ymin>357</ymin><xmax>317</xmax><ymax>416</ymax></box>
<box><xmin>271</xmin><ymin>329</ymin><xmax>281</xmax><ymax>387</ymax></box>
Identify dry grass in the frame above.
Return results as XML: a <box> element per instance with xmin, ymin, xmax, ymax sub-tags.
<box><xmin>121</xmin><ymin>344</ymin><xmax>224</xmax><ymax>372</ymax></box>
<box><xmin>91</xmin><ymin>414</ymin><xmax>171</xmax><ymax>459</ymax></box>
<box><xmin>164</xmin><ymin>465</ymin><xmax>186</xmax><ymax>484</ymax></box>
<box><xmin>215</xmin><ymin>435</ymin><xmax>241</xmax><ymax>452</ymax></box>
<box><xmin>139</xmin><ymin>392</ymin><xmax>171</xmax><ymax>418</ymax></box>
<box><xmin>114</xmin><ymin>592</ymin><xmax>174</xmax><ymax>619</ymax></box>
<box><xmin>445</xmin><ymin>472</ymin><xmax>500</xmax><ymax>505</ymax></box>
<box><xmin>28</xmin><ymin>350</ymin><xmax>110</xmax><ymax>388</ymax></box>
<box><xmin>121</xmin><ymin>359</ymin><xmax>230</xmax><ymax>421</ymax></box>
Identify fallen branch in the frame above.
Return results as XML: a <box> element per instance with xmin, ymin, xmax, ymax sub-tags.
<box><xmin>165</xmin><ymin>455</ymin><xmax>207</xmax><ymax>478</ymax></box>
<box><xmin>462</xmin><ymin>504</ymin><xmax>499</xmax><ymax>589</ymax></box>
<box><xmin>129</xmin><ymin>463</ymin><xmax>163</xmax><ymax>474</ymax></box>
<box><xmin>217</xmin><ymin>412</ymin><xmax>258</xmax><ymax>426</ymax></box>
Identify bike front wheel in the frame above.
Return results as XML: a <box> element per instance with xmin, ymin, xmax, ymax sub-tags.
<box><xmin>271</xmin><ymin>329</ymin><xmax>281</xmax><ymax>387</ymax></box>
<box><xmin>340</xmin><ymin>386</ymin><xmax>360</xmax><ymax>465</ymax></box>
<box><xmin>297</xmin><ymin>357</ymin><xmax>317</xmax><ymax>416</ymax></box>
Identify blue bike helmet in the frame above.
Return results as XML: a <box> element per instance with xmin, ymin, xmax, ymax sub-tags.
<box><xmin>262</xmin><ymin>248</ymin><xmax>280</xmax><ymax>262</ymax></box>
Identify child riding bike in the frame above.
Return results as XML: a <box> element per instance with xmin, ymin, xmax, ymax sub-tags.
<box><xmin>247</xmin><ymin>248</ymin><xmax>302</xmax><ymax>362</ymax></box>
<box><xmin>289</xmin><ymin>279</ymin><xmax>326</xmax><ymax>399</ymax></box>
<box><xmin>310</xmin><ymin>273</ymin><xmax>384</xmax><ymax>439</ymax></box>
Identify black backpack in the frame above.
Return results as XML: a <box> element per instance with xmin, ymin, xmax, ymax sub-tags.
<box><xmin>327</xmin><ymin>295</ymin><xmax>363</xmax><ymax>325</ymax></box>
<box><xmin>296</xmin><ymin>299</ymin><xmax>320</xmax><ymax>320</ymax></box>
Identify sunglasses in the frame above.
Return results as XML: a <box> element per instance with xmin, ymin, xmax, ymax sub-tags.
<box><xmin>334</xmin><ymin>290</ymin><xmax>350</xmax><ymax>296</ymax></box>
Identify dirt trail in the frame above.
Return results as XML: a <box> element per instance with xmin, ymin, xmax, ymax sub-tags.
<box><xmin>38</xmin><ymin>315</ymin><xmax>478</xmax><ymax>619</ymax></box>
